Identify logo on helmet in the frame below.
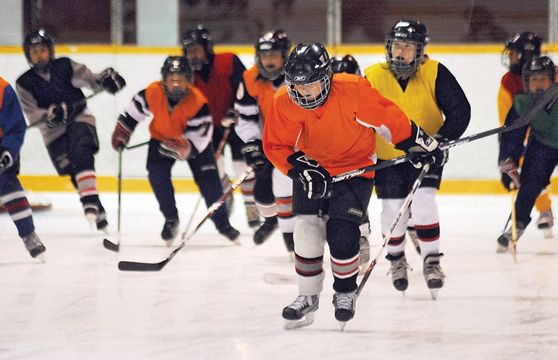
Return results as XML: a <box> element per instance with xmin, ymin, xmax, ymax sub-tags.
<box><xmin>294</xmin><ymin>75</ymin><xmax>307</xmax><ymax>81</ymax></box>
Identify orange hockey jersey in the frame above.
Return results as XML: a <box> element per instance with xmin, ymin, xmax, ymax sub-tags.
<box><xmin>263</xmin><ymin>73</ymin><xmax>412</xmax><ymax>178</ymax></box>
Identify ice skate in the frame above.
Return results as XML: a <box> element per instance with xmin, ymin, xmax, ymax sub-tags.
<box><xmin>83</xmin><ymin>205</ymin><xmax>98</xmax><ymax>227</ymax></box>
<box><xmin>218</xmin><ymin>225</ymin><xmax>241</xmax><ymax>245</ymax></box>
<box><xmin>96</xmin><ymin>210</ymin><xmax>109</xmax><ymax>235</ymax></box>
<box><xmin>253</xmin><ymin>216</ymin><xmax>278</xmax><ymax>245</ymax></box>
<box><xmin>497</xmin><ymin>221</ymin><xmax>526</xmax><ymax>253</ymax></box>
<box><xmin>282</xmin><ymin>295</ymin><xmax>319</xmax><ymax>330</ymax></box>
<box><xmin>333</xmin><ymin>291</ymin><xmax>357</xmax><ymax>331</ymax></box>
<box><xmin>22</xmin><ymin>232</ymin><xmax>46</xmax><ymax>262</ymax></box>
<box><xmin>407</xmin><ymin>226</ymin><xmax>421</xmax><ymax>254</ymax></box>
<box><xmin>423</xmin><ymin>253</ymin><xmax>445</xmax><ymax>300</ymax></box>
<box><xmin>386</xmin><ymin>253</ymin><xmax>411</xmax><ymax>292</ymax></box>
<box><xmin>282</xmin><ymin>232</ymin><xmax>295</xmax><ymax>261</ymax></box>
<box><xmin>536</xmin><ymin>210</ymin><xmax>554</xmax><ymax>239</ymax></box>
<box><xmin>161</xmin><ymin>218</ymin><xmax>179</xmax><ymax>246</ymax></box>
<box><xmin>245</xmin><ymin>203</ymin><xmax>260</xmax><ymax>228</ymax></box>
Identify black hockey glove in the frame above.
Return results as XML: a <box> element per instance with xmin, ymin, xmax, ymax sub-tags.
<box><xmin>46</xmin><ymin>102</ymin><xmax>73</xmax><ymax>128</ymax></box>
<box><xmin>395</xmin><ymin>122</ymin><xmax>448</xmax><ymax>169</ymax></box>
<box><xmin>240</xmin><ymin>140</ymin><xmax>267</xmax><ymax>171</ymax></box>
<box><xmin>499</xmin><ymin>158</ymin><xmax>520</xmax><ymax>190</ymax></box>
<box><xmin>0</xmin><ymin>147</ymin><xmax>14</xmax><ymax>175</ymax></box>
<box><xmin>100</xmin><ymin>67</ymin><xmax>126</xmax><ymax>94</ymax></box>
<box><xmin>287</xmin><ymin>151</ymin><xmax>332</xmax><ymax>200</ymax></box>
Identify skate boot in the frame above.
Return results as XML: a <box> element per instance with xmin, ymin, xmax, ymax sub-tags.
<box><xmin>253</xmin><ymin>216</ymin><xmax>278</xmax><ymax>245</ymax></box>
<box><xmin>497</xmin><ymin>221</ymin><xmax>526</xmax><ymax>253</ymax></box>
<box><xmin>161</xmin><ymin>218</ymin><xmax>180</xmax><ymax>246</ymax></box>
<box><xmin>22</xmin><ymin>232</ymin><xmax>46</xmax><ymax>261</ymax></box>
<box><xmin>423</xmin><ymin>253</ymin><xmax>445</xmax><ymax>300</ymax></box>
<box><xmin>218</xmin><ymin>224</ymin><xmax>241</xmax><ymax>245</ymax></box>
<box><xmin>359</xmin><ymin>236</ymin><xmax>370</xmax><ymax>267</ymax></box>
<box><xmin>282</xmin><ymin>232</ymin><xmax>295</xmax><ymax>261</ymax></box>
<box><xmin>536</xmin><ymin>209</ymin><xmax>554</xmax><ymax>239</ymax></box>
<box><xmin>407</xmin><ymin>226</ymin><xmax>421</xmax><ymax>254</ymax></box>
<box><xmin>245</xmin><ymin>203</ymin><xmax>260</xmax><ymax>228</ymax></box>
<box><xmin>96</xmin><ymin>210</ymin><xmax>109</xmax><ymax>235</ymax></box>
<box><xmin>386</xmin><ymin>253</ymin><xmax>411</xmax><ymax>292</ymax></box>
<box><xmin>333</xmin><ymin>290</ymin><xmax>357</xmax><ymax>330</ymax></box>
<box><xmin>282</xmin><ymin>294</ymin><xmax>319</xmax><ymax>330</ymax></box>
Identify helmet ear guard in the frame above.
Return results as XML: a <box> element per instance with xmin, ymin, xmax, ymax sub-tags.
<box><xmin>284</xmin><ymin>43</ymin><xmax>333</xmax><ymax>110</ymax></box>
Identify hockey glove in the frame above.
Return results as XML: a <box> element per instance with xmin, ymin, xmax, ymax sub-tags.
<box><xmin>499</xmin><ymin>158</ymin><xmax>520</xmax><ymax>190</ymax></box>
<box><xmin>46</xmin><ymin>102</ymin><xmax>73</xmax><ymax>128</ymax></box>
<box><xmin>287</xmin><ymin>151</ymin><xmax>332</xmax><ymax>200</ymax></box>
<box><xmin>395</xmin><ymin>122</ymin><xmax>448</xmax><ymax>169</ymax></box>
<box><xmin>100</xmin><ymin>67</ymin><xmax>126</xmax><ymax>94</ymax></box>
<box><xmin>0</xmin><ymin>147</ymin><xmax>14</xmax><ymax>175</ymax></box>
<box><xmin>159</xmin><ymin>138</ymin><xmax>191</xmax><ymax>161</ymax></box>
<box><xmin>111</xmin><ymin>119</ymin><xmax>133</xmax><ymax>151</ymax></box>
<box><xmin>240</xmin><ymin>140</ymin><xmax>266</xmax><ymax>171</ymax></box>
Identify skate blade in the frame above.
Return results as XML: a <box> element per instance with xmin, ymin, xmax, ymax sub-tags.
<box><xmin>35</xmin><ymin>252</ymin><xmax>46</xmax><ymax>263</ymax></box>
<box><xmin>85</xmin><ymin>213</ymin><xmax>97</xmax><ymax>227</ymax></box>
<box><xmin>339</xmin><ymin>321</ymin><xmax>347</xmax><ymax>332</ymax></box>
<box><xmin>283</xmin><ymin>313</ymin><xmax>315</xmax><ymax>330</ymax></box>
<box><xmin>543</xmin><ymin>228</ymin><xmax>553</xmax><ymax>239</ymax></box>
<box><xmin>496</xmin><ymin>244</ymin><xmax>508</xmax><ymax>253</ymax></box>
<box><xmin>232</xmin><ymin>238</ymin><xmax>241</xmax><ymax>246</ymax></box>
<box><xmin>429</xmin><ymin>289</ymin><xmax>440</xmax><ymax>300</ymax></box>
<box><xmin>288</xmin><ymin>251</ymin><xmax>295</xmax><ymax>263</ymax></box>
<box><xmin>164</xmin><ymin>239</ymin><xmax>176</xmax><ymax>248</ymax></box>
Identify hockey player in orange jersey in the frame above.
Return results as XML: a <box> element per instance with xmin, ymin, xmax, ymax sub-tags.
<box><xmin>263</xmin><ymin>43</ymin><xmax>447</xmax><ymax>329</ymax></box>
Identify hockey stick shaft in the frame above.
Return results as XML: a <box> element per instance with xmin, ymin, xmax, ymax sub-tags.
<box><xmin>356</xmin><ymin>162</ymin><xmax>431</xmax><ymax>297</ymax></box>
<box><xmin>103</xmin><ymin>149</ymin><xmax>124</xmax><ymax>251</ymax></box>
<box><xmin>125</xmin><ymin>141</ymin><xmax>149</xmax><ymax>150</ymax></box>
<box><xmin>118</xmin><ymin>166</ymin><xmax>254</xmax><ymax>271</ymax></box>
<box><xmin>510</xmin><ymin>188</ymin><xmax>518</xmax><ymax>263</ymax></box>
<box><xmin>333</xmin><ymin>83</ymin><xmax>558</xmax><ymax>183</ymax></box>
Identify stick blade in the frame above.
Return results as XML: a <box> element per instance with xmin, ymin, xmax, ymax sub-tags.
<box><xmin>103</xmin><ymin>238</ymin><xmax>120</xmax><ymax>252</ymax></box>
<box><xmin>118</xmin><ymin>259</ymin><xmax>169</xmax><ymax>272</ymax></box>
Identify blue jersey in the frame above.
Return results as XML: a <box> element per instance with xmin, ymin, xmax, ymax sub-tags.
<box><xmin>0</xmin><ymin>77</ymin><xmax>26</xmax><ymax>160</ymax></box>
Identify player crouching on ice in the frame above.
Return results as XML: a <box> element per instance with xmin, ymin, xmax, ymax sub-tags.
<box><xmin>263</xmin><ymin>43</ymin><xmax>447</xmax><ymax>330</ymax></box>
<box><xmin>498</xmin><ymin>55</ymin><xmax>558</xmax><ymax>252</ymax></box>
<box><xmin>111</xmin><ymin>56</ymin><xmax>240</xmax><ymax>245</ymax></box>
<box><xmin>0</xmin><ymin>76</ymin><xmax>46</xmax><ymax>260</ymax></box>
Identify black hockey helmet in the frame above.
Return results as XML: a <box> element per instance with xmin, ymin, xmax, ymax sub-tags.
<box><xmin>161</xmin><ymin>56</ymin><xmax>193</xmax><ymax>81</ymax></box>
<box><xmin>23</xmin><ymin>29</ymin><xmax>55</xmax><ymax>71</ymax></box>
<box><xmin>502</xmin><ymin>32</ymin><xmax>542</xmax><ymax>74</ymax></box>
<box><xmin>331</xmin><ymin>55</ymin><xmax>361</xmax><ymax>76</ymax></box>
<box><xmin>285</xmin><ymin>43</ymin><xmax>332</xmax><ymax>110</ymax></box>
<box><xmin>255</xmin><ymin>29</ymin><xmax>291</xmax><ymax>80</ymax></box>
<box><xmin>385</xmin><ymin>19</ymin><xmax>429</xmax><ymax>80</ymax></box>
<box><xmin>182</xmin><ymin>24</ymin><xmax>214</xmax><ymax>56</ymax></box>
<box><xmin>522</xmin><ymin>55</ymin><xmax>555</xmax><ymax>97</ymax></box>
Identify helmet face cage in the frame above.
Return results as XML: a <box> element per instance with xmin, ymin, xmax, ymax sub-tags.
<box><xmin>182</xmin><ymin>25</ymin><xmax>214</xmax><ymax>57</ymax></box>
<box><xmin>255</xmin><ymin>30</ymin><xmax>291</xmax><ymax>80</ymax></box>
<box><xmin>331</xmin><ymin>55</ymin><xmax>361</xmax><ymax>75</ymax></box>
<box><xmin>502</xmin><ymin>32</ymin><xmax>542</xmax><ymax>73</ymax></box>
<box><xmin>522</xmin><ymin>56</ymin><xmax>555</xmax><ymax>97</ymax></box>
<box><xmin>284</xmin><ymin>43</ymin><xmax>332</xmax><ymax>110</ymax></box>
<box><xmin>385</xmin><ymin>20</ymin><xmax>429</xmax><ymax>80</ymax></box>
<box><xmin>23</xmin><ymin>29</ymin><xmax>54</xmax><ymax>69</ymax></box>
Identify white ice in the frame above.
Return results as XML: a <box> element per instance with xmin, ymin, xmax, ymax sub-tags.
<box><xmin>1</xmin><ymin>192</ymin><xmax>557</xmax><ymax>360</ymax></box>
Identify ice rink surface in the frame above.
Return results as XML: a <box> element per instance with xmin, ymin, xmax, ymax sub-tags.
<box><xmin>1</xmin><ymin>192</ymin><xmax>557</xmax><ymax>360</ymax></box>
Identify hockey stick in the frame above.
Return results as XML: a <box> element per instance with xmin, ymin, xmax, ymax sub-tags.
<box><xmin>356</xmin><ymin>162</ymin><xmax>431</xmax><ymax>297</ymax></box>
<box><xmin>103</xmin><ymin>149</ymin><xmax>123</xmax><ymax>252</ymax></box>
<box><xmin>332</xmin><ymin>83</ymin><xmax>558</xmax><ymax>183</ymax></box>
<box><xmin>509</xmin><ymin>187</ymin><xmax>518</xmax><ymax>263</ymax></box>
<box><xmin>26</xmin><ymin>91</ymin><xmax>103</xmax><ymax>130</ymax></box>
<box><xmin>118</xmin><ymin>165</ymin><xmax>254</xmax><ymax>271</ymax></box>
<box><xmin>125</xmin><ymin>141</ymin><xmax>149</xmax><ymax>150</ymax></box>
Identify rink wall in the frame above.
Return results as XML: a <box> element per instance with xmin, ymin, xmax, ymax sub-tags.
<box><xmin>1</xmin><ymin>43</ymin><xmax>557</xmax><ymax>194</ymax></box>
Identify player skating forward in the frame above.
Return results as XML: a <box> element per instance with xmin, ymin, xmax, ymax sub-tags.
<box><xmin>498</xmin><ymin>56</ymin><xmax>558</xmax><ymax>251</ymax></box>
<box><xmin>365</xmin><ymin>20</ymin><xmax>470</xmax><ymax>299</ymax></box>
<box><xmin>16</xmin><ymin>29</ymin><xmax>125</xmax><ymax>233</ymax></box>
<box><xmin>111</xmin><ymin>56</ymin><xmax>240</xmax><ymax>245</ymax></box>
<box><xmin>182</xmin><ymin>25</ymin><xmax>258</xmax><ymax>227</ymax></box>
<box><xmin>235</xmin><ymin>30</ymin><xmax>295</xmax><ymax>254</ymax></box>
<box><xmin>498</xmin><ymin>32</ymin><xmax>554</xmax><ymax>237</ymax></box>
<box><xmin>0</xmin><ymin>76</ymin><xmax>46</xmax><ymax>260</ymax></box>
<box><xmin>263</xmin><ymin>43</ymin><xmax>446</xmax><ymax>329</ymax></box>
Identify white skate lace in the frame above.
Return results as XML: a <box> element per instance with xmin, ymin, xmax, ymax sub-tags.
<box><xmin>23</xmin><ymin>233</ymin><xmax>42</xmax><ymax>249</ymax></box>
<box><xmin>289</xmin><ymin>295</ymin><xmax>312</xmax><ymax>311</ymax></box>
<box><xmin>424</xmin><ymin>262</ymin><xmax>445</xmax><ymax>279</ymax></box>
<box><xmin>386</xmin><ymin>257</ymin><xmax>412</xmax><ymax>278</ymax></box>
<box><xmin>335</xmin><ymin>293</ymin><xmax>356</xmax><ymax>310</ymax></box>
